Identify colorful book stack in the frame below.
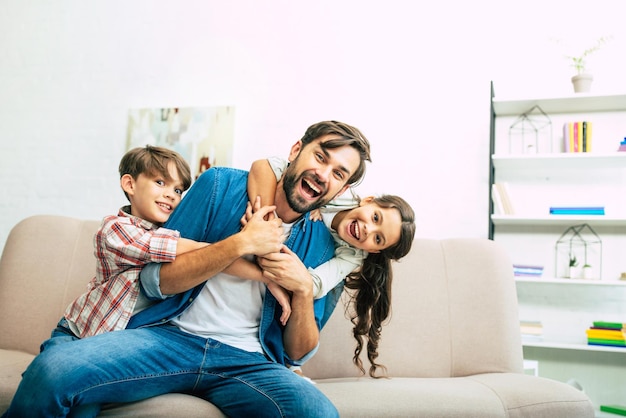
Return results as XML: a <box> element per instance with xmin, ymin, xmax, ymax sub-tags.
<box><xmin>513</xmin><ymin>265</ymin><xmax>543</xmax><ymax>277</ymax></box>
<box><xmin>549</xmin><ymin>206</ymin><xmax>605</xmax><ymax>216</ymax></box>
<box><xmin>563</xmin><ymin>121</ymin><xmax>592</xmax><ymax>152</ymax></box>
<box><xmin>586</xmin><ymin>321</ymin><xmax>626</xmax><ymax>348</ymax></box>
<box><xmin>520</xmin><ymin>320</ymin><xmax>543</xmax><ymax>341</ymax></box>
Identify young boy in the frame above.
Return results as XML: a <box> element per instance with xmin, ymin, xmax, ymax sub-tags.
<box><xmin>63</xmin><ymin>145</ymin><xmax>289</xmax><ymax>339</ymax></box>
<box><xmin>63</xmin><ymin>145</ymin><xmax>203</xmax><ymax>338</ymax></box>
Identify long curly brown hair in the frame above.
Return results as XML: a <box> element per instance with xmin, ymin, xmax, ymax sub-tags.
<box><xmin>343</xmin><ymin>194</ymin><xmax>416</xmax><ymax>378</ymax></box>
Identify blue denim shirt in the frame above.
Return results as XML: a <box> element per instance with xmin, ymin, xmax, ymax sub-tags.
<box><xmin>128</xmin><ymin>167</ymin><xmax>341</xmax><ymax>364</ymax></box>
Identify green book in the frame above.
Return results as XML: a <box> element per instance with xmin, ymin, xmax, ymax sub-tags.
<box><xmin>588</xmin><ymin>338</ymin><xmax>626</xmax><ymax>347</ymax></box>
<box><xmin>600</xmin><ymin>404</ymin><xmax>626</xmax><ymax>416</ymax></box>
<box><xmin>593</xmin><ymin>321</ymin><xmax>625</xmax><ymax>330</ymax></box>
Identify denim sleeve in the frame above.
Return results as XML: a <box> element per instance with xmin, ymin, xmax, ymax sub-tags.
<box><xmin>284</xmin><ymin>343</ymin><xmax>319</xmax><ymax>366</ymax></box>
<box><xmin>139</xmin><ymin>262</ymin><xmax>167</xmax><ymax>300</ymax></box>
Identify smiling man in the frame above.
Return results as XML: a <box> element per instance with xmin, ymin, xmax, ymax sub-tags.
<box><xmin>4</xmin><ymin>121</ymin><xmax>371</xmax><ymax>418</ymax></box>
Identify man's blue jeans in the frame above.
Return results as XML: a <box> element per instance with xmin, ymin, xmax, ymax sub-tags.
<box><xmin>4</xmin><ymin>324</ymin><xmax>339</xmax><ymax>418</ymax></box>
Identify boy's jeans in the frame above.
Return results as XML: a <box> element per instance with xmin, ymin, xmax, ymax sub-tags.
<box><xmin>4</xmin><ymin>324</ymin><xmax>338</xmax><ymax>418</ymax></box>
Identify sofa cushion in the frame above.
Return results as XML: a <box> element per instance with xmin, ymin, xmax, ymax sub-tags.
<box><xmin>0</xmin><ymin>350</ymin><xmax>34</xmax><ymax>412</ymax></box>
<box><xmin>99</xmin><ymin>394</ymin><xmax>225</xmax><ymax>418</ymax></box>
<box><xmin>315</xmin><ymin>374</ymin><xmax>594</xmax><ymax>418</ymax></box>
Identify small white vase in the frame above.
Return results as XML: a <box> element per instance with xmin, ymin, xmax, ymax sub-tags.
<box><xmin>582</xmin><ymin>266</ymin><xmax>594</xmax><ymax>280</ymax></box>
<box><xmin>571</xmin><ymin>74</ymin><xmax>593</xmax><ymax>93</ymax></box>
<box><xmin>568</xmin><ymin>266</ymin><xmax>580</xmax><ymax>279</ymax></box>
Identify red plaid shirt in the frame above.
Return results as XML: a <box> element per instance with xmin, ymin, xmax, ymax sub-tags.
<box><xmin>65</xmin><ymin>207</ymin><xmax>179</xmax><ymax>338</ymax></box>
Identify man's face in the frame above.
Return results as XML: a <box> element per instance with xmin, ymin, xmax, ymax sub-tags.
<box><xmin>282</xmin><ymin>135</ymin><xmax>361</xmax><ymax>214</ymax></box>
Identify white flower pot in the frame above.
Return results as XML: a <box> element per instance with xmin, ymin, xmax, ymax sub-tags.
<box><xmin>571</xmin><ymin>74</ymin><xmax>593</xmax><ymax>93</ymax></box>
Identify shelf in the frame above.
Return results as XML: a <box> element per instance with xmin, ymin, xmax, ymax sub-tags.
<box><xmin>491</xmin><ymin>215</ymin><xmax>626</xmax><ymax>227</ymax></box>
<box><xmin>492</xmin><ymin>152</ymin><xmax>626</xmax><ymax>170</ymax></box>
<box><xmin>516</xmin><ymin>277</ymin><xmax>626</xmax><ymax>286</ymax></box>
<box><xmin>522</xmin><ymin>340</ymin><xmax>626</xmax><ymax>354</ymax></box>
<box><xmin>493</xmin><ymin>93</ymin><xmax>626</xmax><ymax>116</ymax></box>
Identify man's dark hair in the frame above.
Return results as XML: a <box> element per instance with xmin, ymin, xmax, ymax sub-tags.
<box><xmin>300</xmin><ymin>121</ymin><xmax>371</xmax><ymax>186</ymax></box>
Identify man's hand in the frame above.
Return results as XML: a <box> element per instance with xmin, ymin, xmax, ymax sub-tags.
<box><xmin>257</xmin><ymin>246</ymin><xmax>312</xmax><ymax>297</ymax></box>
<box><xmin>238</xmin><ymin>204</ymin><xmax>285</xmax><ymax>257</ymax></box>
<box><xmin>259</xmin><ymin>245</ymin><xmax>319</xmax><ymax>360</ymax></box>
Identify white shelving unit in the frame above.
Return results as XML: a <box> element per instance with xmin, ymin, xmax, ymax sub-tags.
<box><xmin>488</xmin><ymin>83</ymin><xmax>626</xmax><ymax>410</ymax></box>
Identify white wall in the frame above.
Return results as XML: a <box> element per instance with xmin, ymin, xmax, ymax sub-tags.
<box><xmin>1</xmin><ymin>0</ymin><xmax>625</xmax><ymax>254</ymax></box>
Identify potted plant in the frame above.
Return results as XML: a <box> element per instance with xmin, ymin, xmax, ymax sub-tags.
<box><xmin>582</xmin><ymin>263</ymin><xmax>595</xmax><ymax>280</ymax></box>
<box><xmin>568</xmin><ymin>255</ymin><xmax>579</xmax><ymax>279</ymax></box>
<box><xmin>565</xmin><ymin>36</ymin><xmax>611</xmax><ymax>93</ymax></box>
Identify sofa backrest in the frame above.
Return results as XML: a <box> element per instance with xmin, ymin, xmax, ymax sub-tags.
<box><xmin>0</xmin><ymin>216</ymin><xmax>523</xmax><ymax>379</ymax></box>
<box><xmin>303</xmin><ymin>238</ymin><xmax>524</xmax><ymax>379</ymax></box>
<box><xmin>0</xmin><ymin>215</ymin><xmax>100</xmax><ymax>355</ymax></box>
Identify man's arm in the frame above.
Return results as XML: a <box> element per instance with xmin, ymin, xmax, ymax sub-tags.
<box><xmin>159</xmin><ymin>205</ymin><xmax>284</xmax><ymax>295</ymax></box>
<box><xmin>258</xmin><ymin>245</ymin><xmax>319</xmax><ymax>359</ymax></box>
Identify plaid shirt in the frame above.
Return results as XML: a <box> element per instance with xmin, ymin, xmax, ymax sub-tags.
<box><xmin>64</xmin><ymin>206</ymin><xmax>179</xmax><ymax>338</ymax></box>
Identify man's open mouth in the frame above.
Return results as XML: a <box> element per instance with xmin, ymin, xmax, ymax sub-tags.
<box><xmin>301</xmin><ymin>177</ymin><xmax>322</xmax><ymax>199</ymax></box>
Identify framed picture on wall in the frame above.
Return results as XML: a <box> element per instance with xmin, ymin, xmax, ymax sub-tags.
<box><xmin>125</xmin><ymin>106</ymin><xmax>235</xmax><ymax>180</ymax></box>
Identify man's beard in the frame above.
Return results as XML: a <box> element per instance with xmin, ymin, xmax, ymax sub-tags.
<box><xmin>282</xmin><ymin>169</ymin><xmax>328</xmax><ymax>214</ymax></box>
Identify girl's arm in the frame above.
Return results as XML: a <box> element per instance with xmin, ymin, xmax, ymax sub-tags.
<box><xmin>309</xmin><ymin>244</ymin><xmax>364</xmax><ymax>299</ymax></box>
<box><xmin>248</xmin><ymin>159</ymin><xmax>280</xmax><ymax>208</ymax></box>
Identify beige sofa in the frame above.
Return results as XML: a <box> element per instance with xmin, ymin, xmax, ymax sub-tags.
<box><xmin>0</xmin><ymin>215</ymin><xmax>594</xmax><ymax>417</ymax></box>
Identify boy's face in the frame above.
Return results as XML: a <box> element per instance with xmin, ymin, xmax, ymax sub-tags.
<box><xmin>281</xmin><ymin>135</ymin><xmax>360</xmax><ymax>214</ymax></box>
<box><xmin>121</xmin><ymin>161</ymin><xmax>185</xmax><ymax>225</ymax></box>
<box><xmin>333</xmin><ymin>197</ymin><xmax>402</xmax><ymax>253</ymax></box>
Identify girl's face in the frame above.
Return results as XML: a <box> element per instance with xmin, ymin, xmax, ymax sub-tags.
<box><xmin>121</xmin><ymin>161</ymin><xmax>185</xmax><ymax>225</ymax></box>
<box><xmin>333</xmin><ymin>197</ymin><xmax>402</xmax><ymax>253</ymax></box>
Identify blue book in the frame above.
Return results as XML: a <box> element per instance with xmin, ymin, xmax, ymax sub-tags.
<box><xmin>549</xmin><ymin>206</ymin><xmax>604</xmax><ymax>215</ymax></box>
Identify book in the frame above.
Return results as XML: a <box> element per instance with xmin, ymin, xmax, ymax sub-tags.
<box><xmin>513</xmin><ymin>265</ymin><xmax>543</xmax><ymax>277</ymax></box>
<box><xmin>585</xmin><ymin>121</ymin><xmax>592</xmax><ymax>152</ymax></box>
<box><xmin>568</xmin><ymin>122</ymin><xmax>574</xmax><ymax>153</ymax></box>
<box><xmin>600</xmin><ymin>405</ymin><xmax>626</xmax><ymax>416</ymax></box>
<box><xmin>586</xmin><ymin>329</ymin><xmax>625</xmax><ymax>340</ymax></box>
<box><xmin>563</xmin><ymin>123</ymin><xmax>570</xmax><ymax>152</ymax></box>
<box><xmin>588</xmin><ymin>339</ymin><xmax>626</xmax><ymax>347</ymax></box>
<box><xmin>573</xmin><ymin>122</ymin><xmax>579</xmax><ymax>152</ymax></box>
<box><xmin>491</xmin><ymin>184</ymin><xmax>505</xmax><ymax>215</ymax></box>
<box><xmin>520</xmin><ymin>320</ymin><xmax>543</xmax><ymax>336</ymax></box>
<box><xmin>593</xmin><ymin>321</ymin><xmax>625</xmax><ymax>329</ymax></box>
<box><xmin>495</xmin><ymin>182</ymin><xmax>515</xmax><ymax>215</ymax></box>
<box><xmin>582</xmin><ymin>121</ymin><xmax>587</xmax><ymax>152</ymax></box>
<box><xmin>576</xmin><ymin>121</ymin><xmax>583</xmax><ymax>153</ymax></box>
<box><xmin>549</xmin><ymin>206</ymin><xmax>605</xmax><ymax>215</ymax></box>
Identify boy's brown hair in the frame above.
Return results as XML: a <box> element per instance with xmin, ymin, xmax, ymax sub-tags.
<box><xmin>119</xmin><ymin>145</ymin><xmax>192</xmax><ymax>201</ymax></box>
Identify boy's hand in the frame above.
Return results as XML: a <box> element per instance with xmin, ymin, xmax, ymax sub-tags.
<box><xmin>309</xmin><ymin>209</ymin><xmax>322</xmax><ymax>222</ymax></box>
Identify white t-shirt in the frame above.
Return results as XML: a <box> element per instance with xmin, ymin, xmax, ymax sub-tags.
<box><xmin>173</xmin><ymin>223</ymin><xmax>293</xmax><ymax>353</ymax></box>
